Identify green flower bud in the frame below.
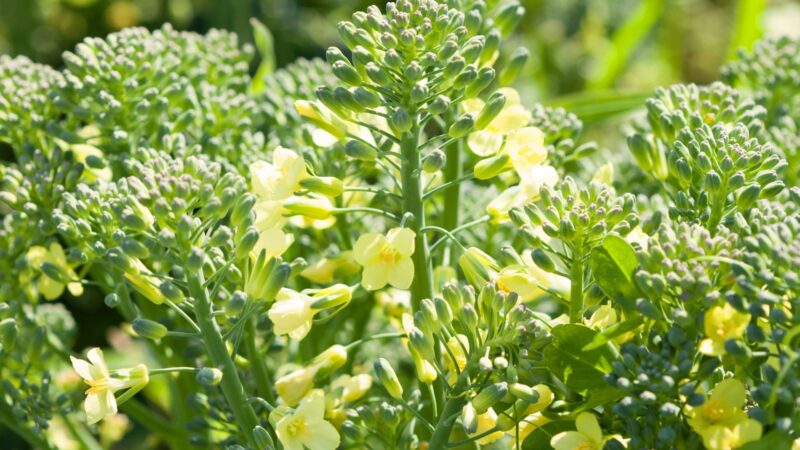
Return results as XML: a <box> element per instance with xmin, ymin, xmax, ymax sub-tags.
<box><xmin>39</xmin><ymin>262</ymin><xmax>73</xmax><ymax>285</ymax></box>
<box><xmin>389</xmin><ymin>108</ymin><xmax>413</xmax><ymax>133</ymax></box>
<box><xmin>253</xmin><ymin>426</ymin><xmax>274</xmax><ymax>449</ymax></box>
<box><xmin>465</xmin><ymin>67</ymin><xmax>495</xmax><ymax>98</ymax></box>
<box><xmin>105</xmin><ymin>293</ymin><xmax>121</xmax><ymax>308</ymax></box>
<box><xmin>366</xmin><ymin>62</ymin><xmax>391</xmax><ymax>85</ymax></box>
<box><xmin>353</xmin><ymin>87</ymin><xmax>382</xmax><ymax>109</ymax></box>
<box><xmin>459</xmin><ymin>247</ymin><xmax>499</xmax><ymax>287</ymax></box>
<box><xmin>472</xmin><ymin>382</ymin><xmax>508</xmax><ymax>413</ymax></box>
<box><xmin>449</xmin><ymin>114</ymin><xmax>474</xmax><ymax>139</ymax></box>
<box><xmin>422</xmin><ymin>150</ymin><xmax>446</xmax><ymax>173</ymax></box>
<box><xmin>437</xmin><ymin>39</ymin><xmax>459</xmax><ymax>61</ymax></box>
<box><xmin>509</xmin><ymin>383</ymin><xmax>540</xmax><ymax>403</ymax></box>
<box><xmin>461</xmin><ymin>36</ymin><xmax>485</xmax><ymax>64</ymax></box>
<box><xmin>186</xmin><ymin>247</ymin><xmax>206</xmax><ymax>273</ymax></box>
<box><xmin>235</xmin><ymin>227</ymin><xmax>260</xmax><ymax>260</ymax></box>
<box><xmin>334</xmin><ymin>86</ymin><xmax>364</xmax><ymax>112</ymax></box>
<box><xmin>443</xmin><ymin>56</ymin><xmax>466</xmax><ymax>79</ymax></box>
<box><xmin>410</xmin><ymin>81</ymin><xmax>430</xmax><ymax>104</ymax></box>
<box><xmin>428</xmin><ymin>95</ymin><xmax>451</xmax><ymax>115</ymax></box>
<box><xmin>316</xmin><ymin>86</ymin><xmax>350</xmax><ymax>119</ymax></box>
<box><xmin>325</xmin><ymin>46</ymin><xmax>348</xmax><ymax>66</ymax></box>
<box><xmin>121</xmin><ymin>237</ymin><xmax>149</xmax><ymax>259</ymax></box>
<box><xmin>283</xmin><ymin>196</ymin><xmax>333</xmax><ymax>219</ymax></box>
<box><xmin>418</xmin><ymin>298</ymin><xmax>440</xmax><ymax>333</ymax></box>
<box><xmin>495</xmin><ymin>3</ymin><xmax>525</xmax><ymax>36</ymax></box>
<box><xmin>300</xmin><ymin>176</ymin><xmax>344</xmax><ymax>197</ymax></box>
<box><xmin>0</xmin><ymin>319</ymin><xmax>17</xmax><ymax>351</ymax></box>
<box><xmin>736</xmin><ymin>183</ymin><xmax>761</xmax><ymax>209</ymax></box>
<box><xmin>462</xmin><ymin>402</ymin><xmax>478</xmax><ymax>434</ymax></box>
<box><xmin>500</xmin><ymin>46</ymin><xmax>528</xmax><ymax>85</ymax></box>
<box><xmin>374</xmin><ymin>358</ymin><xmax>403</xmax><ymax>400</ymax></box>
<box><xmin>475</xmin><ymin>92</ymin><xmax>506</xmax><ymax>130</ymax></box>
<box><xmin>474</xmin><ymin>152</ymin><xmax>510</xmax><ymax>180</ymax></box>
<box><xmin>196</xmin><ymin>367</ymin><xmax>223</xmax><ymax>386</ymax></box>
<box><xmin>345</xmin><ymin>139</ymin><xmax>378</xmax><ymax>161</ymax></box>
<box><xmin>408</xmin><ymin>327</ymin><xmax>435</xmax><ymax>361</ymax></box>
<box><xmin>434</xmin><ymin>296</ymin><xmax>453</xmax><ymax>324</ymax></box>
<box><xmin>453</xmin><ymin>64</ymin><xmax>478</xmax><ymax>89</ymax></box>
<box><xmin>132</xmin><ymin>318</ymin><xmax>168</xmax><ymax>341</ymax></box>
<box><xmin>760</xmin><ymin>180</ymin><xmax>784</xmax><ymax>199</ymax></box>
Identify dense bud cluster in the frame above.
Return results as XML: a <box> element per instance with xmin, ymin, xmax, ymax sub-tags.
<box><xmin>529</xmin><ymin>104</ymin><xmax>595</xmax><ymax>173</ymax></box>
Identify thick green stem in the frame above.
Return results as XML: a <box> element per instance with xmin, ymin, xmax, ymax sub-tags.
<box><xmin>569</xmin><ymin>251</ymin><xmax>585</xmax><ymax>323</ymax></box>
<box><xmin>188</xmin><ymin>273</ymin><xmax>260</xmax><ymax>448</ymax></box>
<box><xmin>400</xmin><ymin>122</ymin><xmax>434</xmax><ymax>310</ymax></box>
<box><xmin>428</xmin><ymin>376</ymin><xmax>468</xmax><ymax>450</ymax></box>
<box><xmin>245</xmin><ymin>318</ymin><xmax>275</xmax><ymax>404</ymax></box>
<box><xmin>442</xmin><ymin>116</ymin><xmax>463</xmax><ymax>265</ymax></box>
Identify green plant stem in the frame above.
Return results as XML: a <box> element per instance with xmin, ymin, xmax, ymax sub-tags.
<box><xmin>442</xmin><ymin>123</ymin><xmax>463</xmax><ymax>265</ymax></box>
<box><xmin>569</xmin><ymin>251</ymin><xmax>585</xmax><ymax>323</ymax></box>
<box><xmin>121</xmin><ymin>399</ymin><xmax>185</xmax><ymax>447</ymax></box>
<box><xmin>400</xmin><ymin>122</ymin><xmax>434</xmax><ymax>310</ymax></box>
<box><xmin>61</xmin><ymin>413</ymin><xmax>103</xmax><ymax>450</ymax></box>
<box><xmin>245</xmin><ymin>317</ymin><xmax>276</xmax><ymax>404</ymax></box>
<box><xmin>188</xmin><ymin>272</ymin><xmax>260</xmax><ymax>448</ymax></box>
<box><xmin>428</xmin><ymin>375</ymin><xmax>468</xmax><ymax>450</ymax></box>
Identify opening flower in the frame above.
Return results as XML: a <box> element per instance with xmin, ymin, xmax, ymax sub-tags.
<box><xmin>550</xmin><ymin>412</ymin><xmax>606</xmax><ymax>450</ymax></box>
<box><xmin>464</xmin><ymin>88</ymin><xmax>532</xmax><ymax>157</ymax></box>
<box><xmin>250</xmin><ymin>147</ymin><xmax>309</xmax><ymax>201</ymax></box>
<box><xmin>687</xmin><ymin>379</ymin><xmax>762</xmax><ymax>449</ymax></box>
<box><xmin>699</xmin><ymin>303</ymin><xmax>751</xmax><ymax>356</ymax></box>
<box><xmin>275</xmin><ymin>390</ymin><xmax>340</xmax><ymax>450</ymax></box>
<box><xmin>353</xmin><ymin>228</ymin><xmax>415</xmax><ymax>290</ymax></box>
<box><xmin>70</xmin><ymin>348</ymin><xmax>148</xmax><ymax>424</ymax></box>
<box><xmin>26</xmin><ymin>242</ymin><xmax>83</xmax><ymax>300</ymax></box>
<box><xmin>469</xmin><ymin>408</ymin><xmax>505</xmax><ymax>445</ymax></box>
<box><xmin>268</xmin><ymin>288</ymin><xmax>315</xmax><ymax>340</ymax></box>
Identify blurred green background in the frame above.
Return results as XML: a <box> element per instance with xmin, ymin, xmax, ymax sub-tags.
<box><xmin>2</xmin><ymin>0</ymin><xmax>799</xmax><ymax>103</ymax></box>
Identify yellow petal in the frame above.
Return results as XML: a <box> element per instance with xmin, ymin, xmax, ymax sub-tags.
<box><xmin>551</xmin><ymin>431</ymin><xmax>593</xmax><ymax>450</ymax></box>
<box><xmin>38</xmin><ymin>276</ymin><xmax>65</xmax><ymax>301</ymax></box>
<box><xmin>387</xmin><ymin>228</ymin><xmax>415</xmax><ymax>256</ymax></box>
<box><xmin>710</xmin><ymin>379</ymin><xmax>746</xmax><ymax>409</ymax></box>
<box><xmin>468</xmin><ymin>130</ymin><xmax>503</xmax><ymax>157</ymax></box>
<box><xmin>361</xmin><ymin>264</ymin><xmax>389</xmax><ymax>291</ymax></box>
<box><xmin>388</xmin><ymin>257</ymin><xmax>414</xmax><ymax>290</ymax></box>
<box><xmin>353</xmin><ymin>233</ymin><xmax>385</xmax><ymax>265</ymax></box>
<box><xmin>576</xmin><ymin>412</ymin><xmax>603</xmax><ymax>444</ymax></box>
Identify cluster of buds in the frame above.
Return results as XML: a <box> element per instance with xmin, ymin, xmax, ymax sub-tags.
<box><xmin>55</xmin><ymin>25</ymin><xmax>265</xmax><ymax>168</ymax></box>
<box><xmin>632</xmin><ymin>120</ymin><xmax>785</xmax><ymax>229</ymax></box>
<box><xmin>529</xmin><ymin>103</ymin><xmax>596</xmax><ymax>174</ymax></box>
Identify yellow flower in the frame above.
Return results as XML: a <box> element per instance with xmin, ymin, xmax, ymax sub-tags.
<box><xmin>699</xmin><ymin>303</ymin><xmax>751</xmax><ymax>356</ymax></box>
<box><xmin>444</xmin><ymin>334</ymin><xmax>469</xmax><ymax>384</ymax></box>
<box><xmin>70</xmin><ymin>348</ymin><xmax>148</xmax><ymax>424</ymax></box>
<box><xmin>250</xmin><ymin>147</ymin><xmax>309</xmax><ymax>201</ymax></box>
<box><xmin>26</xmin><ymin>242</ymin><xmax>83</xmax><ymax>300</ymax></box>
<box><xmin>268</xmin><ymin>287</ymin><xmax>352</xmax><ymax>340</ymax></box>
<box><xmin>124</xmin><ymin>259</ymin><xmax>166</xmax><ymax>305</ymax></box>
<box><xmin>496</xmin><ymin>249</ymin><xmax>570</xmax><ymax>301</ymax></box>
<box><xmin>487</xmin><ymin>165</ymin><xmax>559</xmax><ymax>222</ymax></box>
<box><xmin>465</xmin><ymin>88</ymin><xmax>532</xmax><ymax>157</ymax></box>
<box><xmin>300</xmin><ymin>251</ymin><xmax>359</xmax><ymax>284</ymax></box>
<box><xmin>353</xmin><ymin>228</ymin><xmax>415</xmax><ymax>290</ymax></box>
<box><xmin>71</xmin><ymin>144</ymin><xmax>112</xmax><ymax>182</ymax></box>
<box><xmin>687</xmin><ymin>379</ymin><xmax>762</xmax><ymax>450</ymax></box>
<box><xmin>330</xmin><ymin>374</ymin><xmax>372</xmax><ymax>403</ymax></box>
<box><xmin>252</xmin><ymin>227</ymin><xmax>294</xmax><ymax>260</ymax></box>
<box><xmin>275</xmin><ymin>390</ymin><xmax>340</xmax><ymax>450</ymax></box>
<box><xmin>505</xmin><ymin>127</ymin><xmax>547</xmax><ymax>174</ymax></box>
<box><xmin>275</xmin><ymin>346</ymin><xmax>348</xmax><ymax>406</ymax></box>
<box><xmin>550</xmin><ymin>412</ymin><xmax>606</xmax><ymax>450</ymax></box>
<box><xmin>469</xmin><ymin>408</ymin><xmax>505</xmax><ymax>445</ymax></box>
<box><xmin>516</xmin><ymin>412</ymin><xmax>551</xmax><ymax>443</ymax></box>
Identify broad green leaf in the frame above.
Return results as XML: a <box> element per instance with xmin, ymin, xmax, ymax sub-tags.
<box><xmin>590</xmin><ymin>234</ymin><xmax>641</xmax><ymax>310</ymax></box>
<box><xmin>249</xmin><ymin>18</ymin><xmax>275</xmax><ymax>94</ymax></box>
<box><xmin>739</xmin><ymin>430</ymin><xmax>793</xmax><ymax>450</ymax></box>
<box><xmin>582</xmin><ymin>316</ymin><xmax>643</xmax><ymax>351</ymax></box>
<box><xmin>543</xmin><ymin>324</ymin><xmax>616</xmax><ymax>394</ymax></box>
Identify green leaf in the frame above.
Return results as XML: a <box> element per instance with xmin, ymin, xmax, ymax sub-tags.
<box><xmin>543</xmin><ymin>324</ymin><xmax>616</xmax><ymax>394</ymax></box>
<box><xmin>590</xmin><ymin>235</ymin><xmax>641</xmax><ymax>310</ymax></box>
<box><xmin>582</xmin><ymin>316</ymin><xmax>643</xmax><ymax>351</ymax></box>
<box><xmin>579</xmin><ymin>387</ymin><xmax>625</xmax><ymax>412</ymax></box>
<box><xmin>249</xmin><ymin>18</ymin><xmax>275</xmax><ymax>94</ymax></box>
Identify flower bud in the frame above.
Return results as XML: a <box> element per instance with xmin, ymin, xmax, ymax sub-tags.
<box><xmin>0</xmin><ymin>319</ymin><xmax>17</xmax><ymax>350</ymax></box>
<box><xmin>462</xmin><ymin>403</ymin><xmax>478</xmax><ymax>434</ymax></box>
<box><xmin>422</xmin><ymin>149</ymin><xmax>446</xmax><ymax>173</ymax></box>
<box><xmin>474</xmin><ymin>152</ymin><xmax>510</xmax><ymax>180</ymax></box>
<box><xmin>121</xmin><ymin>237</ymin><xmax>149</xmax><ymax>259</ymax></box>
<box><xmin>472</xmin><ymin>382</ymin><xmax>508</xmax><ymax>413</ymax></box>
<box><xmin>300</xmin><ymin>176</ymin><xmax>344</xmax><ymax>197</ymax></box>
<box><xmin>389</xmin><ymin>108</ymin><xmax>413</xmax><ymax>134</ymax></box>
<box><xmin>500</xmin><ymin>47</ymin><xmax>529</xmax><ymax>85</ymax></box>
<box><xmin>443</xmin><ymin>56</ymin><xmax>466</xmax><ymax>79</ymax></box>
<box><xmin>736</xmin><ymin>183</ymin><xmax>761</xmax><ymax>209</ymax></box>
<box><xmin>449</xmin><ymin>114</ymin><xmax>474</xmax><ymax>138</ymax></box>
<box><xmin>196</xmin><ymin>367</ymin><xmax>223</xmax><ymax>386</ymax></box>
<box><xmin>132</xmin><ymin>318</ymin><xmax>168</xmax><ymax>341</ymax></box>
<box><xmin>353</xmin><ymin>87</ymin><xmax>382</xmax><ymax>109</ymax></box>
<box><xmin>475</xmin><ymin>92</ymin><xmax>506</xmax><ymax>130</ymax></box>
<box><xmin>495</xmin><ymin>2</ymin><xmax>525</xmax><ymax>36</ymax></box>
<box><xmin>345</xmin><ymin>139</ymin><xmax>378</xmax><ymax>161</ymax></box>
<box><xmin>283</xmin><ymin>196</ymin><xmax>333</xmax><ymax>220</ymax></box>
<box><xmin>310</xmin><ymin>284</ymin><xmax>352</xmax><ymax>310</ymax></box>
<box><xmin>509</xmin><ymin>383</ymin><xmax>540</xmax><ymax>403</ymax></box>
<box><xmin>332</xmin><ymin>60</ymin><xmax>361</xmax><ymax>86</ymax></box>
<box><xmin>325</xmin><ymin>46</ymin><xmax>348</xmax><ymax>65</ymax></box>
<box><xmin>313</xmin><ymin>345</ymin><xmax>349</xmax><ymax>378</ymax></box>
<box><xmin>434</xmin><ymin>297</ymin><xmax>453</xmax><ymax>324</ymax></box>
<box><xmin>374</xmin><ymin>358</ymin><xmax>403</xmax><ymax>400</ymax></box>
<box><xmin>235</xmin><ymin>227</ymin><xmax>260</xmax><ymax>260</ymax></box>
<box><xmin>366</xmin><ymin>62</ymin><xmax>391</xmax><ymax>85</ymax></box>
<box><xmin>39</xmin><ymin>262</ymin><xmax>73</xmax><ymax>285</ymax></box>
<box><xmin>428</xmin><ymin>95</ymin><xmax>451</xmax><ymax>115</ymax></box>
<box><xmin>334</xmin><ymin>86</ymin><xmax>364</xmax><ymax>112</ymax></box>
<box><xmin>459</xmin><ymin>247</ymin><xmax>499</xmax><ymax>287</ymax></box>
<box><xmin>253</xmin><ymin>426</ymin><xmax>274</xmax><ymax>448</ymax></box>
<box><xmin>465</xmin><ymin>67</ymin><xmax>495</xmax><ymax>98</ymax></box>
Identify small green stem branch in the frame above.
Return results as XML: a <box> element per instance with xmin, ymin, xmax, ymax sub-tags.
<box><xmin>400</xmin><ymin>121</ymin><xmax>434</xmax><ymax>310</ymax></box>
<box><xmin>188</xmin><ymin>272</ymin><xmax>261</xmax><ymax>448</ymax></box>
<box><xmin>569</xmin><ymin>250</ymin><xmax>585</xmax><ymax>323</ymax></box>
<box><xmin>428</xmin><ymin>375</ymin><xmax>468</xmax><ymax>450</ymax></box>
<box><xmin>442</xmin><ymin>115</ymin><xmax>463</xmax><ymax>265</ymax></box>
<box><xmin>245</xmin><ymin>318</ymin><xmax>276</xmax><ymax>404</ymax></box>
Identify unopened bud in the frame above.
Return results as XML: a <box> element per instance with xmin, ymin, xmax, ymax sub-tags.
<box><xmin>422</xmin><ymin>150</ymin><xmax>446</xmax><ymax>173</ymax></box>
<box><xmin>345</xmin><ymin>139</ymin><xmax>377</xmax><ymax>161</ymax></box>
<box><xmin>462</xmin><ymin>403</ymin><xmax>478</xmax><ymax>434</ymax></box>
<box><xmin>389</xmin><ymin>108</ymin><xmax>413</xmax><ymax>134</ymax></box>
<box><xmin>449</xmin><ymin>114</ymin><xmax>474</xmax><ymax>139</ymax></box>
<box><xmin>472</xmin><ymin>382</ymin><xmax>507</xmax><ymax>413</ymax></box>
<box><xmin>132</xmin><ymin>318</ymin><xmax>168</xmax><ymax>341</ymax></box>
<box><xmin>374</xmin><ymin>358</ymin><xmax>403</xmax><ymax>400</ymax></box>
<box><xmin>475</xmin><ymin>92</ymin><xmax>506</xmax><ymax>130</ymax></box>
<box><xmin>332</xmin><ymin>61</ymin><xmax>361</xmax><ymax>86</ymax></box>
<box><xmin>500</xmin><ymin>47</ymin><xmax>529</xmax><ymax>85</ymax></box>
<box><xmin>196</xmin><ymin>367</ymin><xmax>223</xmax><ymax>386</ymax></box>
<box><xmin>300</xmin><ymin>176</ymin><xmax>344</xmax><ymax>197</ymax></box>
<box><xmin>474</xmin><ymin>152</ymin><xmax>510</xmax><ymax>180</ymax></box>
<box><xmin>283</xmin><ymin>196</ymin><xmax>333</xmax><ymax>220</ymax></box>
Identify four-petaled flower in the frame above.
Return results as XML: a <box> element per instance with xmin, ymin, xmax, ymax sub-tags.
<box><xmin>353</xmin><ymin>228</ymin><xmax>416</xmax><ymax>290</ymax></box>
<box><xmin>26</xmin><ymin>242</ymin><xmax>83</xmax><ymax>301</ymax></box>
<box><xmin>70</xmin><ymin>348</ymin><xmax>148</xmax><ymax>424</ymax></box>
<box><xmin>275</xmin><ymin>390</ymin><xmax>340</xmax><ymax>450</ymax></box>
<box><xmin>551</xmin><ymin>412</ymin><xmax>610</xmax><ymax>450</ymax></box>
<box><xmin>699</xmin><ymin>303</ymin><xmax>751</xmax><ymax>356</ymax></box>
<box><xmin>687</xmin><ymin>379</ymin><xmax>762</xmax><ymax>450</ymax></box>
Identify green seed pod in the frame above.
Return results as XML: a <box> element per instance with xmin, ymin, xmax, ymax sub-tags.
<box><xmin>300</xmin><ymin>176</ymin><xmax>344</xmax><ymax>197</ymax></box>
<box><xmin>422</xmin><ymin>150</ymin><xmax>446</xmax><ymax>173</ymax></box>
<box><xmin>132</xmin><ymin>318</ymin><xmax>168</xmax><ymax>341</ymax></box>
<box><xmin>449</xmin><ymin>114</ymin><xmax>475</xmax><ymax>139</ymax></box>
<box><xmin>196</xmin><ymin>367</ymin><xmax>223</xmax><ymax>386</ymax></box>
<box><xmin>472</xmin><ymin>382</ymin><xmax>508</xmax><ymax>413</ymax></box>
<box><xmin>374</xmin><ymin>358</ymin><xmax>404</xmax><ymax>400</ymax></box>
<box><xmin>474</xmin><ymin>152</ymin><xmax>510</xmax><ymax>180</ymax></box>
<box><xmin>475</xmin><ymin>92</ymin><xmax>506</xmax><ymax>130</ymax></box>
<box><xmin>345</xmin><ymin>139</ymin><xmax>378</xmax><ymax>161</ymax></box>
<box><xmin>389</xmin><ymin>108</ymin><xmax>413</xmax><ymax>133</ymax></box>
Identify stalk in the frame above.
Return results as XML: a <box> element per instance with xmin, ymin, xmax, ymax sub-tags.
<box><xmin>400</xmin><ymin>121</ymin><xmax>434</xmax><ymax>310</ymax></box>
<box><xmin>245</xmin><ymin>318</ymin><xmax>275</xmax><ymax>403</ymax></box>
<box><xmin>188</xmin><ymin>272</ymin><xmax>260</xmax><ymax>448</ymax></box>
<box><xmin>442</xmin><ymin>115</ymin><xmax>463</xmax><ymax>266</ymax></box>
<box><xmin>569</xmin><ymin>250</ymin><xmax>585</xmax><ymax>323</ymax></box>
<box><xmin>428</xmin><ymin>375</ymin><xmax>468</xmax><ymax>449</ymax></box>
